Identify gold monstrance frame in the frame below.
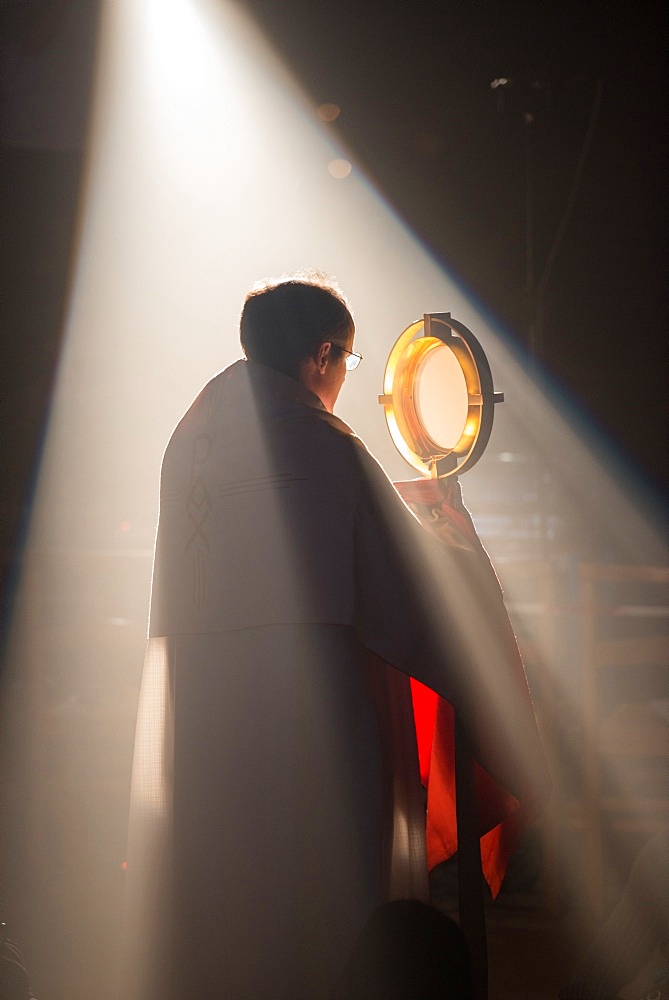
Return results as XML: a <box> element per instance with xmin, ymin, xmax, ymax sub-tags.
<box><xmin>378</xmin><ymin>313</ymin><xmax>504</xmax><ymax>478</ymax></box>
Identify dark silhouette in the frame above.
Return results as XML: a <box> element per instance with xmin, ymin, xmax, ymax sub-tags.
<box><xmin>334</xmin><ymin>900</ymin><xmax>474</xmax><ymax>999</ymax></box>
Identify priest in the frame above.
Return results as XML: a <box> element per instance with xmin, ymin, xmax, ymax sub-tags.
<box><xmin>122</xmin><ymin>271</ymin><xmax>548</xmax><ymax>999</ymax></box>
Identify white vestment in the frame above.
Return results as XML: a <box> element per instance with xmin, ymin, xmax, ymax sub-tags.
<box><xmin>123</xmin><ymin>359</ymin><xmax>546</xmax><ymax>999</ymax></box>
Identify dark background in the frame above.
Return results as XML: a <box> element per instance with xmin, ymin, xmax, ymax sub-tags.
<box><xmin>248</xmin><ymin>0</ymin><xmax>667</xmax><ymax>485</ymax></box>
<box><xmin>1</xmin><ymin>0</ymin><xmax>667</xmax><ymax>605</ymax></box>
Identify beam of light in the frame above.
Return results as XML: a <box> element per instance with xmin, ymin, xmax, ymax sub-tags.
<box><xmin>2</xmin><ymin>0</ymin><xmax>666</xmax><ymax>996</ymax></box>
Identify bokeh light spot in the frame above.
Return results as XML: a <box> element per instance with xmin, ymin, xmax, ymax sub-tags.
<box><xmin>327</xmin><ymin>157</ymin><xmax>352</xmax><ymax>179</ymax></box>
<box><xmin>317</xmin><ymin>102</ymin><xmax>341</xmax><ymax>122</ymax></box>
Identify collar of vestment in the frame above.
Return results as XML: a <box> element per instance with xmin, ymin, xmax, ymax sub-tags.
<box><xmin>219</xmin><ymin>358</ymin><xmax>358</xmax><ymax>440</ymax></box>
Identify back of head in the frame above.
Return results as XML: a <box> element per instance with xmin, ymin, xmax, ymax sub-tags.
<box><xmin>240</xmin><ymin>270</ymin><xmax>354</xmax><ymax>379</ymax></box>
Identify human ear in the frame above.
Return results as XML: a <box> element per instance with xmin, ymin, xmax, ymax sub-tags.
<box><xmin>317</xmin><ymin>342</ymin><xmax>332</xmax><ymax>372</ymax></box>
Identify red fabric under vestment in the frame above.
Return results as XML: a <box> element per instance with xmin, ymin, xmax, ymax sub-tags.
<box><xmin>397</xmin><ymin>476</ymin><xmax>543</xmax><ymax>898</ymax></box>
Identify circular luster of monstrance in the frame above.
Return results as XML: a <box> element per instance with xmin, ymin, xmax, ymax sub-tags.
<box><xmin>378</xmin><ymin>313</ymin><xmax>504</xmax><ymax>478</ymax></box>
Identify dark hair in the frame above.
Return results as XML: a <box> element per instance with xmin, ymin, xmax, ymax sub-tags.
<box><xmin>239</xmin><ymin>270</ymin><xmax>355</xmax><ymax>378</ymax></box>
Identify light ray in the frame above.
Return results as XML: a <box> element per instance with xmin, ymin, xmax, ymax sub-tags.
<box><xmin>2</xmin><ymin>0</ymin><xmax>666</xmax><ymax>995</ymax></box>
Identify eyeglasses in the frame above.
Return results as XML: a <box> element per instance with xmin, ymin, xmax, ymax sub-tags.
<box><xmin>330</xmin><ymin>344</ymin><xmax>363</xmax><ymax>371</ymax></box>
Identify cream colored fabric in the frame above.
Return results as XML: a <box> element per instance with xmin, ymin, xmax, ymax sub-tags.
<box><xmin>123</xmin><ymin>358</ymin><xmax>547</xmax><ymax>998</ymax></box>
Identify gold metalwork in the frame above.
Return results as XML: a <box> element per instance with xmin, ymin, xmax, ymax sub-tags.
<box><xmin>378</xmin><ymin>313</ymin><xmax>503</xmax><ymax>478</ymax></box>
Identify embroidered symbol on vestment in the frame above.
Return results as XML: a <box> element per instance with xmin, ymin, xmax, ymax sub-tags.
<box><xmin>186</xmin><ymin>475</ymin><xmax>211</xmax><ymax>551</ymax></box>
<box><xmin>186</xmin><ymin>433</ymin><xmax>212</xmax><ymax>610</ymax></box>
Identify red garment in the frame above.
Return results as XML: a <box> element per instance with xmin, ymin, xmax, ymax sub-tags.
<box><xmin>396</xmin><ymin>477</ymin><xmax>545</xmax><ymax>898</ymax></box>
